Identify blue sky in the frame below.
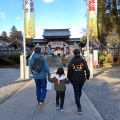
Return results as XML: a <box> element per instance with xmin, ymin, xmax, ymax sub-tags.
<box><xmin>0</xmin><ymin>0</ymin><xmax>87</xmax><ymax>38</ymax></box>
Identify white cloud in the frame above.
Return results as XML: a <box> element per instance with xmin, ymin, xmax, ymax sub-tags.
<box><xmin>36</xmin><ymin>28</ymin><xmax>44</xmax><ymax>38</ymax></box>
<box><xmin>43</xmin><ymin>0</ymin><xmax>54</xmax><ymax>3</ymax></box>
<box><xmin>70</xmin><ymin>28</ymin><xmax>84</xmax><ymax>38</ymax></box>
<box><xmin>0</xmin><ymin>12</ymin><xmax>5</xmax><ymax>19</ymax></box>
<box><xmin>16</xmin><ymin>17</ymin><xmax>20</xmax><ymax>20</ymax></box>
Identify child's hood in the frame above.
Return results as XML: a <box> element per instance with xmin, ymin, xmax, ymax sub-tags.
<box><xmin>55</xmin><ymin>74</ymin><xmax>66</xmax><ymax>80</ymax></box>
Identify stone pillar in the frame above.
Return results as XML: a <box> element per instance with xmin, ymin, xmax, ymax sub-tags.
<box><xmin>47</xmin><ymin>44</ymin><xmax>51</xmax><ymax>55</ymax></box>
<box><xmin>20</xmin><ymin>55</ymin><xmax>25</xmax><ymax>79</ymax></box>
<box><xmin>89</xmin><ymin>54</ymin><xmax>93</xmax><ymax>78</ymax></box>
<box><xmin>25</xmin><ymin>66</ymin><xmax>30</xmax><ymax>79</ymax></box>
<box><xmin>63</xmin><ymin>43</ymin><xmax>66</xmax><ymax>55</ymax></box>
<box><xmin>45</xmin><ymin>44</ymin><xmax>46</xmax><ymax>55</ymax></box>
<box><xmin>68</xmin><ymin>44</ymin><xmax>70</xmax><ymax>55</ymax></box>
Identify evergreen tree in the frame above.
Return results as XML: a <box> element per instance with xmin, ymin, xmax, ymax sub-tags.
<box><xmin>105</xmin><ymin>0</ymin><xmax>120</xmax><ymax>53</ymax></box>
<box><xmin>9</xmin><ymin>25</ymin><xmax>18</xmax><ymax>42</ymax></box>
<box><xmin>97</xmin><ymin>0</ymin><xmax>112</xmax><ymax>48</ymax></box>
<box><xmin>9</xmin><ymin>26</ymin><xmax>23</xmax><ymax>42</ymax></box>
<box><xmin>1</xmin><ymin>31</ymin><xmax>9</xmax><ymax>42</ymax></box>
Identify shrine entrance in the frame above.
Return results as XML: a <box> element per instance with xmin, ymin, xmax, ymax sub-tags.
<box><xmin>32</xmin><ymin>29</ymin><xmax>80</xmax><ymax>55</ymax></box>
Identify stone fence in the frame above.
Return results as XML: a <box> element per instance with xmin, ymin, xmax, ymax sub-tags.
<box><xmin>103</xmin><ymin>48</ymin><xmax>119</xmax><ymax>56</ymax></box>
<box><xmin>0</xmin><ymin>50</ymin><xmax>32</xmax><ymax>57</ymax></box>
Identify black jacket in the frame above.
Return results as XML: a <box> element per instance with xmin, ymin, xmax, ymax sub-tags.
<box><xmin>67</xmin><ymin>56</ymin><xmax>90</xmax><ymax>84</ymax></box>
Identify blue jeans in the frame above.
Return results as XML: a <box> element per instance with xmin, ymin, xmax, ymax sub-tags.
<box><xmin>34</xmin><ymin>78</ymin><xmax>47</xmax><ymax>103</ymax></box>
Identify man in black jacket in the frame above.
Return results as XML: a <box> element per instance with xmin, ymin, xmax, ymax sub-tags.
<box><xmin>67</xmin><ymin>49</ymin><xmax>90</xmax><ymax>114</ymax></box>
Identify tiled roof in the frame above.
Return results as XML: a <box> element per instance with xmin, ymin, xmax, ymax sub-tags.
<box><xmin>7</xmin><ymin>41</ymin><xmax>22</xmax><ymax>47</ymax></box>
<box><xmin>0</xmin><ymin>43</ymin><xmax>8</xmax><ymax>48</ymax></box>
<box><xmin>33</xmin><ymin>39</ymin><xmax>47</xmax><ymax>43</ymax></box>
<box><xmin>66</xmin><ymin>38</ymin><xmax>80</xmax><ymax>43</ymax></box>
<box><xmin>43</xmin><ymin>29</ymin><xmax>71</xmax><ymax>37</ymax></box>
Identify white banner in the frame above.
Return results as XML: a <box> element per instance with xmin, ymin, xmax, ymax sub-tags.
<box><xmin>93</xmin><ymin>50</ymin><xmax>98</xmax><ymax>65</ymax></box>
<box><xmin>23</xmin><ymin>0</ymin><xmax>36</xmax><ymax>38</ymax></box>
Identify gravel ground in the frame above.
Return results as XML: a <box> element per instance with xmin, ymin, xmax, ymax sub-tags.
<box><xmin>0</xmin><ymin>68</ymin><xmax>31</xmax><ymax>105</ymax></box>
<box><xmin>83</xmin><ymin>67</ymin><xmax>120</xmax><ymax>120</ymax></box>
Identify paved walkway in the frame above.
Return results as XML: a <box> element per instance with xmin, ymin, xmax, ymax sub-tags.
<box><xmin>0</xmin><ymin>68</ymin><xmax>103</xmax><ymax>120</ymax></box>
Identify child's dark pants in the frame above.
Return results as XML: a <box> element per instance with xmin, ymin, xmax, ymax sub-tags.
<box><xmin>56</xmin><ymin>91</ymin><xmax>65</xmax><ymax>108</ymax></box>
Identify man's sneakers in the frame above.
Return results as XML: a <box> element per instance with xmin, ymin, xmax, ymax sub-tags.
<box><xmin>60</xmin><ymin>107</ymin><xmax>63</xmax><ymax>111</ymax></box>
<box><xmin>38</xmin><ymin>102</ymin><xmax>44</xmax><ymax>107</ymax></box>
<box><xmin>78</xmin><ymin>108</ymin><xmax>82</xmax><ymax>114</ymax></box>
<box><xmin>56</xmin><ymin>105</ymin><xmax>63</xmax><ymax>111</ymax></box>
<box><xmin>56</xmin><ymin>105</ymin><xmax>59</xmax><ymax>110</ymax></box>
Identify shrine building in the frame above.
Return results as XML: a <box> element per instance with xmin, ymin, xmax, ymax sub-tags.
<box><xmin>32</xmin><ymin>28</ymin><xmax>80</xmax><ymax>55</ymax></box>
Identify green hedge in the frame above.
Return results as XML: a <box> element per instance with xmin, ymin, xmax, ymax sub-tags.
<box><xmin>98</xmin><ymin>53</ymin><xmax>108</xmax><ymax>64</ymax></box>
<box><xmin>7</xmin><ymin>53</ymin><xmax>20</xmax><ymax>64</ymax></box>
<box><xmin>99</xmin><ymin>55</ymin><xmax>105</xmax><ymax>61</ymax></box>
<box><xmin>0</xmin><ymin>58</ymin><xmax>15</xmax><ymax>66</ymax></box>
<box><xmin>98</xmin><ymin>53</ymin><xmax>120</xmax><ymax>64</ymax></box>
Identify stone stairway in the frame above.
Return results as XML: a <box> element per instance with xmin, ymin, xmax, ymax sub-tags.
<box><xmin>45</xmin><ymin>55</ymin><xmax>74</xmax><ymax>67</ymax></box>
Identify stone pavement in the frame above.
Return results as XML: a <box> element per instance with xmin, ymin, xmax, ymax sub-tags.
<box><xmin>0</xmin><ymin>68</ymin><xmax>103</xmax><ymax>120</ymax></box>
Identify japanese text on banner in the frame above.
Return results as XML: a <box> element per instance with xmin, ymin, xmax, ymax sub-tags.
<box><xmin>88</xmin><ymin>0</ymin><xmax>98</xmax><ymax>37</ymax></box>
<box><xmin>24</xmin><ymin>0</ymin><xmax>36</xmax><ymax>38</ymax></box>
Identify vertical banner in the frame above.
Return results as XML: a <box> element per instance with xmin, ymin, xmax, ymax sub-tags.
<box><xmin>88</xmin><ymin>0</ymin><xmax>98</xmax><ymax>37</ymax></box>
<box><xmin>93</xmin><ymin>50</ymin><xmax>98</xmax><ymax>66</ymax></box>
<box><xmin>23</xmin><ymin>0</ymin><xmax>36</xmax><ymax>38</ymax></box>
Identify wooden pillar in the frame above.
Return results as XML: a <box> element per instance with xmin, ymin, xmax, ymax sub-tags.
<box><xmin>45</xmin><ymin>44</ymin><xmax>46</xmax><ymax>55</ymax></box>
<box><xmin>68</xmin><ymin>44</ymin><xmax>70</xmax><ymax>55</ymax></box>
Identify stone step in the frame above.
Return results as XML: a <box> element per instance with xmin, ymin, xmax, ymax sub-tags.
<box><xmin>45</xmin><ymin>55</ymin><xmax>73</xmax><ymax>67</ymax></box>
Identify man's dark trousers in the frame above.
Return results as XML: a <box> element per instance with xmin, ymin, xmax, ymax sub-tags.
<box><xmin>72</xmin><ymin>83</ymin><xmax>84</xmax><ymax>109</ymax></box>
